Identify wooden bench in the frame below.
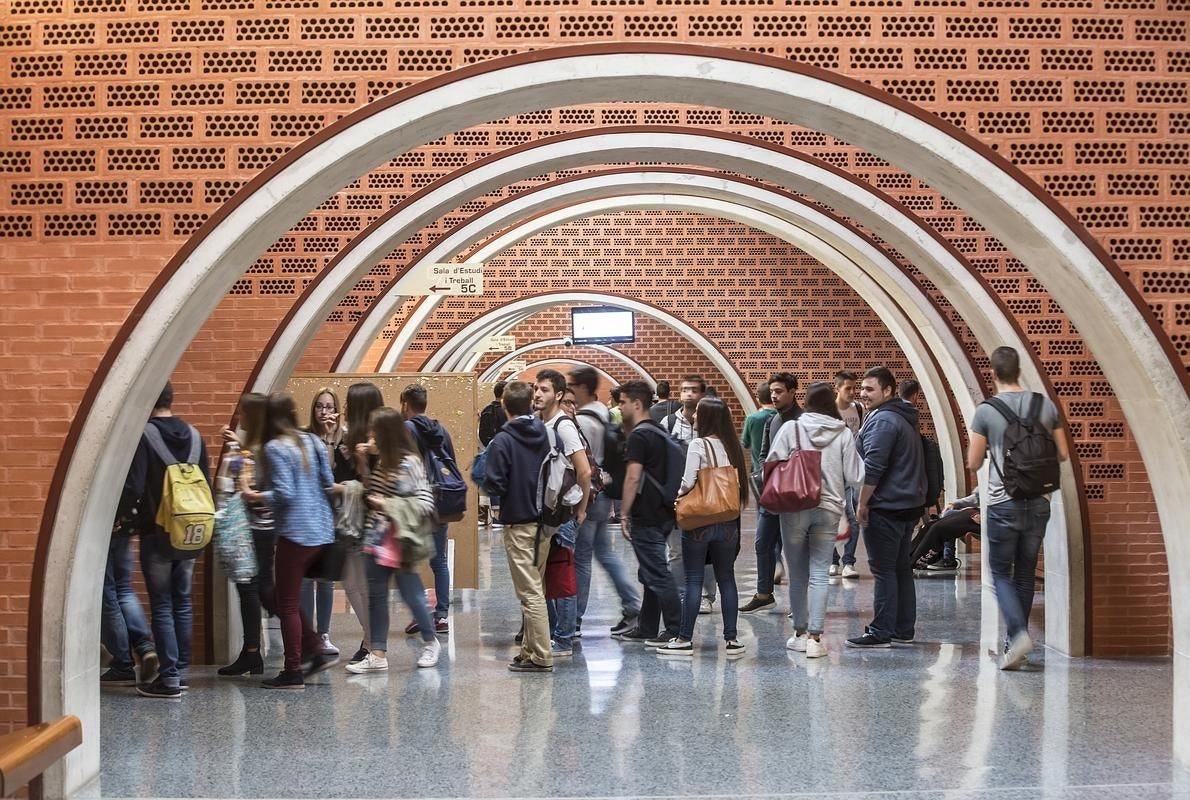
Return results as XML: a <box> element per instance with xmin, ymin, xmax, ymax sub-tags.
<box><xmin>0</xmin><ymin>717</ymin><xmax>82</xmax><ymax>797</ymax></box>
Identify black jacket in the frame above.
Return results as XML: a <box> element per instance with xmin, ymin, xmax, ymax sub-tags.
<box><xmin>484</xmin><ymin>416</ymin><xmax>549</xmax><ymax>524</ymax></box>
<box><xmin>760</xmin><ymin>404</ymin><xmax>803</xmax><ymax>463</ymax></box>
<box><xmin>857</xmin><ymin>398</ymin><xmax>927</xmax><ymax>512</ymax></box>
<box><xmin>120</xmin><ymin>416</ymin><xmax>211</xmax><ymax>533</ymax></box>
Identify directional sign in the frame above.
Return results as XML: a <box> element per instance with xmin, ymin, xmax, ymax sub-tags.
<box><xmin>506</xmin><ymin>359</ymin><xmax>528</xmax><ymax>374</ymax></box>
<box><xmin>402</xmin><ymin>262</ymin><xmax>484</xmax><ymax>296</ymax></box>
<box><xmin>477</xmin><ymin>335</ymin><xmax>516</xmax><ymax>353</ymax></box>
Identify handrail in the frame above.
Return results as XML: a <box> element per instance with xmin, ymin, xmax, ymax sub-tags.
<box><xmin>0</xmin><ymin>716</ymin><xmax>82</xmax><ymax>797</ymax></box>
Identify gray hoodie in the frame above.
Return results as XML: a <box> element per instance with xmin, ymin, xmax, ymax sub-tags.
<box><xmin>766</xmin><ymin>412</ymin><xmax>864</xmax><ymax>517</ymax></box>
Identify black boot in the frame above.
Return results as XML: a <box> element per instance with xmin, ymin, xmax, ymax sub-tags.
<box><xmin>218</xmin><ymin>649</ymin><xmax>264</xmax><ymax>677</ymax></box>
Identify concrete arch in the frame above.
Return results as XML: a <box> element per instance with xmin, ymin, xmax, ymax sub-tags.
<box><xmin>423</xmin><ymin>292</ymin><xmax>758</xmax><ymax>416</ymax></box>
<box><xmin>33</xmin><ymin>46</ymin><xmax>1190</xmax><ymax>796</ymax></box>
<box><xmin>388</xmin><ymin>191</ymin><xmax>972</xmax><ymax>505</ymax></box>
<box><xmin>475</xmin><ymin>339</ymin><xmax>656</xmax><ymax>385</ymax></box>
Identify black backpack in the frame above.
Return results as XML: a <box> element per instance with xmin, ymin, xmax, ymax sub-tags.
<box><xmin>983</xmin><ymin>393</ymin><xmax>1061</xmax><ymax>499</ymax></box>
<box><xmin>576</xmin><ymin>408</ymin><xmax>626</xmax><ymax>500</ymax></box>
<box><xmin>635</xmin><ymin>424</ymin><xmax>685</xmax><ymax>518</ymax></box>
<box><xmin>920</xmin><ymin>434</ymin><xmax>944</xmax><ymax>511</ymax></box>
<box><xmin>478</xmin><ymin>401</ymin><xmax>503</xmax><ymax>447</ymax></box>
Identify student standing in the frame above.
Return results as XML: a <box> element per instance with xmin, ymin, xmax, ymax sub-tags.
<box><xmin>400</xmin><ymin>384</ymin><xmax>458</xmax><ymax>635</ymax></box>
<box><xmin>533</xmin><ymin>372</ymin><xmax>591</xmax><ymax>656</ymax></box>
<box><xmin>831</xmin><ymin>371</ymin><xmax>865</xmax><ymax>578</ymax></box>
<box><xmin>302</xmin><ymin>388</ymin><xmax>341</xmax><ymax>656</ymax></box>
<box><xmin>769</xmin><ymin>383</ymin><xmax>864</xmax><ymax>659</ymax></box>
<box><xmin>847</xmin><ymin>367</ymin><xmax>926</xmax><ymax>649</ymax></box>
<box><xmin>657</xmin><ymin>397</ymin><xmax>750</xmax><ymax>657</ymax></box>
<box><xmin>347</xmin><ymin>407</ymin><xmax>441</xmax><ymax>672</ymax></box>
<box><xmin>337</xmin><ymin>382</ymin><xmax>385</xmax><ymax>665</ymax></box>
<box><xmin>218</xmin><ymin>392</ymin><xmax>276</xmax><ymax>677</ymax></box>
<box><xmin>244</xmin><ymin>394</ymin><xmax>336</xmax><ymax>689</ymax></box>
<box><xmin>122</xmin><ymin>382</ymin><xmax>209</xmax><ymax>699</ymax></box>
<box><xmin>483</xmin><ymin>381</ymin><xmax>554</xmax><ymax>672</ymax></box>
<box><xmin>613</xmin><ymin>380</ymin><xmax>683</xmax><ymax>648</ymax></box>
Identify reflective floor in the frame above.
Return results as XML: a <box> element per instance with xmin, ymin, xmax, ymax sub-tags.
<box><xmin>100</xmin><ymin>513</ymin><xmax>1187</xmax><ymax>799</ymax></box>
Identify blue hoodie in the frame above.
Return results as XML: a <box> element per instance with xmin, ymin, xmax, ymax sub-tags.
<box><xmin>484</xmin><ymin>415</ymin><xmax>550</xmax><ymax>525</ymax></box>
<box><xmin>856</xmin><ymin>398</ymin><xmax>927</xmax><ymax>513</ymax></box>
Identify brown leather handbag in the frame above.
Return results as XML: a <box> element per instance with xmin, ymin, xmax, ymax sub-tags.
<box><xmin>675</xmin><ymin>439</ymin><xmax>742</xmax><ymax>531</ymax></box>
<box><xmin>760</xmin><ymin>422</ymin><xmax>822</xmax><ymax>513</ymax></box>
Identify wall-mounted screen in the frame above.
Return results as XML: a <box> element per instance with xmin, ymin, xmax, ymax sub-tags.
<box><xmin>571</xmin><ymin>306</ymin><xmax>635</xmax><ymax>345</ymax></box>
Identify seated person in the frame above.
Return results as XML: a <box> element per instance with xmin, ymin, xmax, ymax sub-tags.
<box><xmin>912</xmin><ymin>489</ymin><xmax>980</xmax><ymax>571</ymax></box>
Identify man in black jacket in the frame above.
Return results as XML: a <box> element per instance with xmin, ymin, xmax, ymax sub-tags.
<box><xmin>122</xmin><ymin>382</ymin><xmax>211</xmax><ymax>699</ymax></box>
<box><xmin>483</xmin><ymin>380</ymin><xmax>553</xmax><ymax>673</ymax></box>
<box><xmin>848</xmin><ymin>367</ymin><xmax>926</xmax><ymax>649</ymax></box>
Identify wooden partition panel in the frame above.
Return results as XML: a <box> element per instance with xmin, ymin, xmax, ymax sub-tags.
<box><xmin>286</xmin><ymin>373</ymin><xmax>480</xmax><ymax>590</ymax></box>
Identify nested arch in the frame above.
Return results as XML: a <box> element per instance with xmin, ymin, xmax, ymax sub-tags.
<box><xmin>475</xmin><ymin>340</ymin><xmax>656</xmax><ymax>385</ymax></box>
<box><xmin>34</xmin><ymin>45</ymin><xmax>1190</xmax><ymax>796</ymax></box>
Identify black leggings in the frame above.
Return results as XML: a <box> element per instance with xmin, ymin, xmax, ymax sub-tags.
<box><xmin>234</xmin><ymin>531</ymin><xmax>277</xmax><ymax>649</ymax></box>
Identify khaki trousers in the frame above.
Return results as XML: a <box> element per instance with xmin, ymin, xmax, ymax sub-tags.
<box><xmin>502</xmin><ymin>522</ymin><xmax>553</xmax><ymax>667</ymax></box>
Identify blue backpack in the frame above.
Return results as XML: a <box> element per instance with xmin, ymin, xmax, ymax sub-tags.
<box><xmin>415</xmin><ymin>428</ymin><xmax>468</xmax><ymax>522</ymax></box>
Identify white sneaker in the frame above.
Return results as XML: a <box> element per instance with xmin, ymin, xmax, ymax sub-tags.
<box><xmin>828</xmin><ymin>564</ymin><xmax>840</xmax><ymax>577</ymax></box>
<box><xmin>805</xmin><ymin>637</ymin><xmax>828</xmax><ymax>659</ymax></box>
<box><xmin>841</xmin><ymin>564</ymin><xmax>859</xmax><ymax>579</ymax></box>
<box><xmin>319</xmin><ymin>634</ymin><xmax>339</xmax><ymax>655</ymax></box>
<box><xmin>786</xmin><ymin>632</ymin><xmax>808</xmax><ymax>652</ymax></box>
<box><xmin>698</xmin><ymin>597</ymin><xmax>713</xmax><ymax>615</ymax></box>
<box><xmin>345</xmin><ymin>652</ymin><xmax>388</xmax><ymax>674</ymax></box>
<box><xmin>1000</xmin><ymin>631</ymin><xmax>1033</xmax><ymax>671</ymax></box>
<box><xmin>417</xmin><ymin>638</ymin><xmax>441</xmax><ymax>668</ymax></box>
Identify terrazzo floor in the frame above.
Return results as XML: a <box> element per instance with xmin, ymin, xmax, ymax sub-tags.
<box><xmin>99</xmin><ymin>512</ymin><xmax>1188</xmax><ymax>799</ymax></box>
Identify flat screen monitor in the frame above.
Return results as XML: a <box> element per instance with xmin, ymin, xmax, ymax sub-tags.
<box><xmin>571</xmin><ymin>306</ymin><xmax>635</xmax><ymax>345</ymax></box>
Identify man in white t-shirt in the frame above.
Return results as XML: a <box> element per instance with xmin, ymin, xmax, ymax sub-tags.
<box><xmin>567</xmin><ymin>367</ymin><xmax>641</xmax><ymax>637</ymax></box>
<box><xmin>832</xmin><ymin>370</ymin><xmax>864</xmax><ymax>578</ymax></box>
<box><xmin>534</xmin><ymin>369</ymin><xmax>592</xmax><ymax>659</ymax></box>
<box><xmin>967</xmin><ymin>346</ymin><xmax>1068</xmax><ymax>670</ymax></box>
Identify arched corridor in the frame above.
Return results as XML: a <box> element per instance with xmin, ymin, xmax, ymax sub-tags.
<box><xmin>0</xmin><ymin>36</ymin><xmax>1185</xmax><ymax>799</ymax></box>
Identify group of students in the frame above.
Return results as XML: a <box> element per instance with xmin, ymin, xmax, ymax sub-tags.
<box><xmin>103</xmin><ymin>380</ymin><xmax>460</xmax><ymax>698</ymax></box>
<box><xmin>485</xmin><ymin>347</ymin><xmax>1065</xmax><ymax>671</ymax></box>
<box><xmin>101</xmin><ymin>344</ymin><xmax>1066</xmax><ymax>695</ymax></box>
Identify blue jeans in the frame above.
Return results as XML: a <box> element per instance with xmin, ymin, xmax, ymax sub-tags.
<box><xmin>364</xmin><ymin>557</ymin><xmax>436</xmax><ymax>650</ymax></box>
<box><xmin>575</xmin><ymin>494</ymin><xmax>639</xmax><ymax>625</ymax></box>
<box><xmin>548</xmin><ymin>595</ymin><xmax>577</xmax><ymax>647</ymax></box>
<box><xmin>862</xmin><ymin>510</ymin><xmax>917</xmax><ymax>641</ymax></box>
<box><xmin>630</xmin><ymin>522</ymin><xmax>681</xmax><ymax>638</ymax></box>
<box><xmin>755</xmin><ymin>506</ymin><xmax>783</xmax><ymax>594</ymax></box>
<box><xmin>101</xmin><ymin>536</ymin><xmax>154</xmax><ymax>672</ymax></box>
<box><xmin>678</xmin><ymin>523</ymin><xmax>740</xmax><ymax>641</ymax></box>
<box><xmin>668</xmin><ymin>527</ymin><xmax>717</xmax><ymax>603</ymax></box>
<box><xmin>986</xmin><ymin>497</ymin><xmax>1050</xmax><ymax>639</ymax></box>
<box><xmin>139</xmin><ymin>534</ymin><xmax>196</xmax><ymax>688</ymax></box>
<box><xmin>833</xmin><ymin>486</ymin><xmax>861</xmax><ymax>567</ymax></box>
<box><xmin>781</xmin><ymin>507</ymin><xmax>840</xmax><ymax>635</ymax></box>
<box><xmin>430</xmin><ymin>522</ymin><xmax>450</xmax><ymax>619</ymax></box>
<box><xmin>300</xmin><ymin>578</ymin><xmax>334</xmax><ymax>636</ymax></box>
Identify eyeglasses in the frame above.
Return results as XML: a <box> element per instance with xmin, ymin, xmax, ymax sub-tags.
<box><xmin>315</xmin><ymin>403</ymin><xmax>336</xmax><ymax>411</ymax></box>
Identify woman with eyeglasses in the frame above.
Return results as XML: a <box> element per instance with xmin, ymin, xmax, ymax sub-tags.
<box><xmin>302</xmin><ymin>388</ymin><xmax>341</xmax><ymax>658</ymax></box>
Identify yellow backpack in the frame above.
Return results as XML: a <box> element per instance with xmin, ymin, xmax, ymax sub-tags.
<box><xmin>143</xmin><ymin>424</ymin><xmax>215</xmax><ymax>554</ymax></box>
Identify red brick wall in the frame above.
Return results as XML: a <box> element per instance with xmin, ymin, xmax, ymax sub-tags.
<box><xmin>2</xmin><ymin>0</ymin><xmax>1186</xmax><ymax>727</ymax></box>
